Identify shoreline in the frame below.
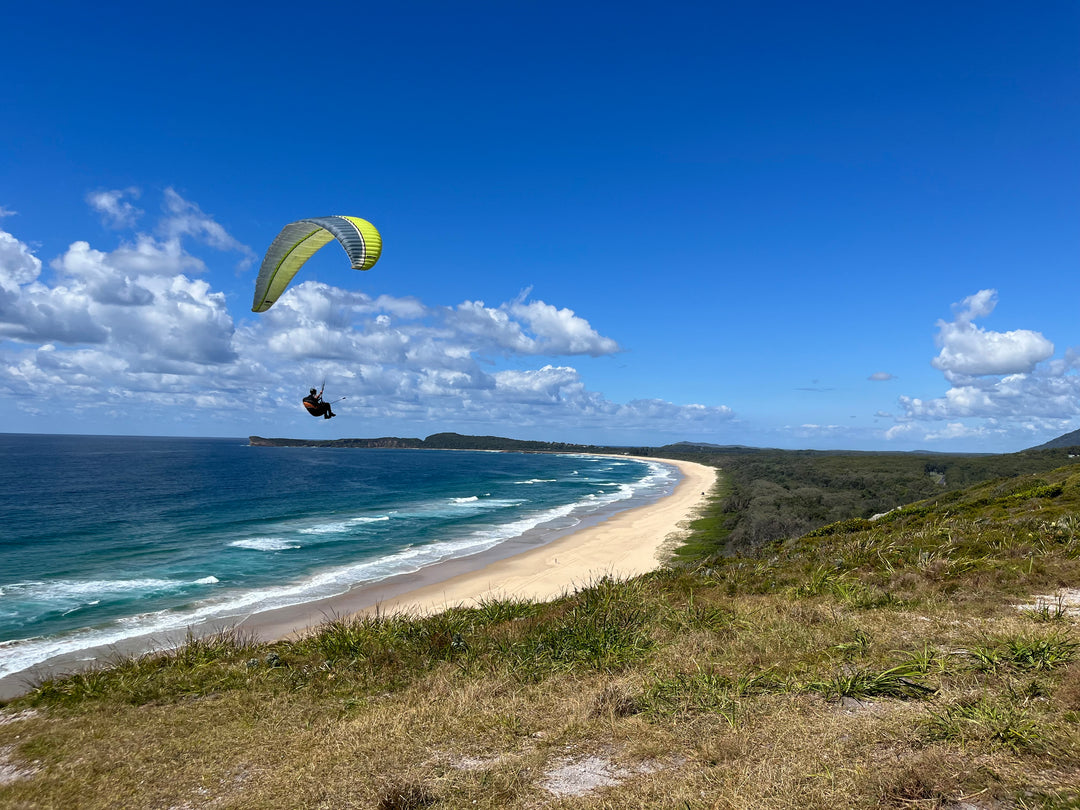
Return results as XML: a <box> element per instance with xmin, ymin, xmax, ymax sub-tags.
<box><xmin>0</xmin><ymin>456</ymin><xmax>717</xmax><ymax>699</ymax></box>
<box><xmin>240</xmin><ymin>456</ymin><xmax>717</xmax><ymax>641</ymax></box>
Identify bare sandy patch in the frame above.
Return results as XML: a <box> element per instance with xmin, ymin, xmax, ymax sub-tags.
<box><xmin>1017</xmin><ymin>589</ymin><xmax>1080</xmax><ymax>619</ymax></box>
<box><xmin>0</xmin><ymin>745</ymin><xmax>38</xmax><ymax>786</ymax></box>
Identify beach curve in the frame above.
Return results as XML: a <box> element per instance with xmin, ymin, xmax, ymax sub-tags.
<box><xmin>246</xmin><ymin>456</ymin><xmax>717</xmax><ymax>641</ymax></box>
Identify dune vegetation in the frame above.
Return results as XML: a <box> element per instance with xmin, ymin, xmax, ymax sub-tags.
<box><xmin>2</xmin><ymin>449</ymin><xmax>1080</xmax><ymax>808</ymax></box>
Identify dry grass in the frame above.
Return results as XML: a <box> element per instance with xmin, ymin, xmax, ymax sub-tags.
<box><xmin>3</xmin><ymin>466</ymin><xmax>1080</xmax><ymax>808</ymax></box>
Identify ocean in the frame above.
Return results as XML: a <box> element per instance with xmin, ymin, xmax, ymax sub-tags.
<box><xmin>0</xmin><ymin>434</ymin><xmax>677</xmax><ymax>689</ymax></box>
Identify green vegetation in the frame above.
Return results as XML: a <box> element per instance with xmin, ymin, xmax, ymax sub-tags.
<box><xmin>660</xmin><ymin>444</ymin><xmax>1080</xmax><ymax>555</ymax></box>
<box><xmin>3</xmin><ymin>449</ymin><xmax>1080</xmax><ymax>808</ymax></box>
<box><xmin>249</xmin><ymin>432</ymin><xmax>653</xmax><ymax>455</ymax></box>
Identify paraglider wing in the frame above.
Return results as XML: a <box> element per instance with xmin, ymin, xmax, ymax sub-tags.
<box><xmin>251</xmin><ymin>215</ymin><xmax>382</xmax><ymax>312</ymax></box>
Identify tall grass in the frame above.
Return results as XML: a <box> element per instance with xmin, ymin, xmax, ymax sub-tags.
<box><xmin>30</xmin><ymin>628</ymin><xmax>260</xmax><ymax>706</ymax></box>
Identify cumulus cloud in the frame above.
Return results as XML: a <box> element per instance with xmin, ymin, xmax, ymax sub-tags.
<box><xmin>1</xmin><ymin>228</ymin><xmax>234</xmax><ymax>359</ymax></box>
<box><xmin>898</xmin><ymin>372</ymin><xmax>1080</xmax><ymax>422</ymax></box>
<box><xmin>0</xmin><ymin>229</ymin><xmax>108</xmax><ymax>344</ymax></box>
<box><xmin>245</xmin><ymin>283</ymin><xmax>623</xmax><ymax>376</ymax></box>
<box><xmin>0</xmin><ymin>229</ymin><xmax>42</xmax><ymax>288</ymax></box>
<box><xmin>446</xmin><ymin>291</ymin><xmax>621</xmax><ymax>357</ymax></box>
<box><xmin>86</xmin><ymin>188</ymin><xmax>143</xmax><ymax>229</ymax></box>
<box><xmin>54</xmin><ymin>237</ymin><xmax>206</xmax><ymax>289</ymax></box>
<box><xmin>931</xmin><ymin>289</ymin><xmax>1053</xmax><ymax>379</ymax></box>
<box><xmin>0</xmin><ymin>193</ymin><xmax>735</xmax><ymax>439</ymax></box>
<box><xmin>0</xmin><ymin>193</ymin><xmax>243</xmax><ymax>388</ymax></box>
<box><xmin>506</xmin><ymin>292</ymin><xmax>621</xmax><ymax>356</ymax></box>
<box><xmin>493</xmin><ymin>365</ymin><xmax>585</xmax><ymax>404</ymax></box>
<box><xmin>886</xmin><ymin>289</ymin><xmax>1080</xmax><ymax>448</ymax></box>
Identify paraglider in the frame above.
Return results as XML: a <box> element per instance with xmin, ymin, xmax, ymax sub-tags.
<box><xmin>302</xmin><ymin>384</ymin><xmax>337</xmax><ymax>419</ymax></box>
<box><xmin>251</xmin><ymin>215</ymin><xmax>382</xmax><ymax>312</ymax></box>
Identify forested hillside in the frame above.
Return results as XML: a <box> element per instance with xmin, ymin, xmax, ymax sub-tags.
<box><xmin>657</xmin><ymin>445</ymin><xmax>1080</xmax><ymax>557</ymax></box>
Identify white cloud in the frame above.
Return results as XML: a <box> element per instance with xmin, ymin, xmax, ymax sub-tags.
<box><xmin>886</xmin><ymin>289</ymin><xmax>1080</xmax><ymax>448</ymax></box>
<box><xmin>446</xmin><ymin>291</ymin><xmax>622</xmax><ymax>357</ymax></box>
<box><xmin>53</xmin><ymin>239</ymin><xmax>206</xmax><ymax>301</ymax></box>
<box><xmin>0</xmin><ymin>204</ymin><xmax>240</xmax><ymax>391</ymax></box>
<box><xmin>506</xmin><ymin>293</ymin><xmax>621</xmax><ymax>356</ymax></box>
<box><xmin>884</xmin><ymin>423</ymin><xmax>916</xmax><ymax>440</ymax></box>
<box><xmin>931</xmin><ymin>289</ymin><xmax>1054</xmax><ymax>379</ymax></box>
<box><xmin>899</xmin><ymin>372</ymin><xmax>1080</xmax><ymax>422</ymax></box>
<box><xmin>922</xmin><ymin>422</ymin><xmax>990</xmax><ymax>441</ymax></box>
<box><xmin>868</xmin><ymin>372</ymin><xmax>895</xmax><ymax>381</ymax></box>
<box><xmin>0</xmin><ymin>232</ymin><xmax>108</xmax><ymax>344</ymax></box>
<box><xmin>612</xmin><ymin>400</ymin><xmax>734</xmax><ymax>434</ymax></box>
<box><xmin>86</xmin><ymin>188</ymin><xmax>143</xmax><ymax>229</ymax></box>
<box><xmin>247</xmin><ymin>282</ymin><xmax>622</xmax><ymax>372</ymax></box>
<box><xmin>952</xmin><ymin>288</ymin><xmax>995</xmax><ymax>323</ymax></box>
<box><xmin>786</xmin><ymin>424</ymin><xmax>846</xmax><ymax>440</ymax></box>
<box><xmin>112</xmin><ymin>274</ymin><xmax>237</xmax><ymax>368</ymax></box>
<box><xmin>0</xmin><ymin>229</ymin><xmax>42</xmax><ymax>288</ymax></box>
<box><xmin>448</xmin><ymin>300</ymin><xmax>535</xmax><ymax>354</ymax></box>
<box><xmin>493</xmin><ymin>364</ymin><xmax>584</xmax><ymax>403</ymax></box>
<box><xmin>0</xmin><ymin>281</ymin><xmax>106</xmax><ymax>345</ymax></box>
<box><xmin>239</xmin><ymin>286</ymin><xmax>626</xmax><ymax>419</ymax></box>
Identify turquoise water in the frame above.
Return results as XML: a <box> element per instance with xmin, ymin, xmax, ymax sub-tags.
<box><xmin>0</xmin><ymin>434</ymin><xmax>676</xmax><ymax>682</ymax></box>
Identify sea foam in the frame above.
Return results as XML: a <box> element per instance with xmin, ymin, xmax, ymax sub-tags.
<box><xmin>229</xmin><ymin>538</ymin><xmax>301</xmax><ymax>552</ymax></box>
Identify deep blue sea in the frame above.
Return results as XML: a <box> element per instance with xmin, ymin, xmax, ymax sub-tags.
<box><xmin>0</xmin><ymin>434</ymin><xmax>677</xmax><ymax>685</ymax></box>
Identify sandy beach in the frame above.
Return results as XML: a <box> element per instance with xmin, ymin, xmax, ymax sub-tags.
<box><xmin>363</xmin><ymin>456</ymin><xmax>716</xmax><ymax>615</ymax></box>
<box><xmin>241</xmin><ymin>456</ymin><xmax>717</xmax><ymax>641</ymax></box>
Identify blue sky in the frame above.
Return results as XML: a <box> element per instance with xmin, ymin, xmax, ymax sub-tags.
<box><xmin>1</xmin><ymin>1</ymin><xmax>1077</xmax><ymax>451</ymax></box>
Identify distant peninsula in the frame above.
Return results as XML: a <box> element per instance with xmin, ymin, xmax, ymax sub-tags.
<box><xmin>248</xmin><ymin>432</ymin><xmax>651</xmax><ymax>455</ymax></box>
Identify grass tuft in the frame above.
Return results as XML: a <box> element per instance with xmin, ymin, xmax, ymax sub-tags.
<box><xmin>801</xmin><ymin>663</ymin><xmax>936</xmax><ymax>701</ymax></box>
<box><xmin>966</xmin><ymin>632</ymin><xmax>1079</xmax><ymax>673</ymax></box>
<box><xmin>922</xmin><ymin>697</ymin><xmax>1047</xmax><ymax>754</ymax></box>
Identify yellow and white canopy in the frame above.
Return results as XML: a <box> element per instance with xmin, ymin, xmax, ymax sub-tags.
<box><xmin>251</xmin><ymin>215</ymin><xmax>383</xmax><ymax>312</ymax></box>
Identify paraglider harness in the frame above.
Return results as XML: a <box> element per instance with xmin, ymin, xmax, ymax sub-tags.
<box><xmin>303</xmin><ymin>385</ymin><xmax>336</xmax><ymax>419</ymax></box>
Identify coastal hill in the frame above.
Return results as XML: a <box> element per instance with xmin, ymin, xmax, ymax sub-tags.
<box><xmin>252</xmin><ymin>427</ymin><xmax>1080</xmax><ymax>455</ymax></box>
<box><xmin>1027</xmin><ymin>427</ymin><xmax>1080</xmax><ymax>451</ymax></box>
<box><xmin>249</xmin><ymin>432</ymin><xmax>647</xmax><ymax>454</ymax></box>
<box><xmin>4</xmin><ymin>436</ymin><xmax>1080</xmax><ymax>805</ymax></box>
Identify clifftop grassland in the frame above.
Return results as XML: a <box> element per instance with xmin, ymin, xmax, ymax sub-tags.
<box><xmin>2</xmin><ymin>450</ymin><xmax>1080</xmax><ymax>808</ymax></box>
